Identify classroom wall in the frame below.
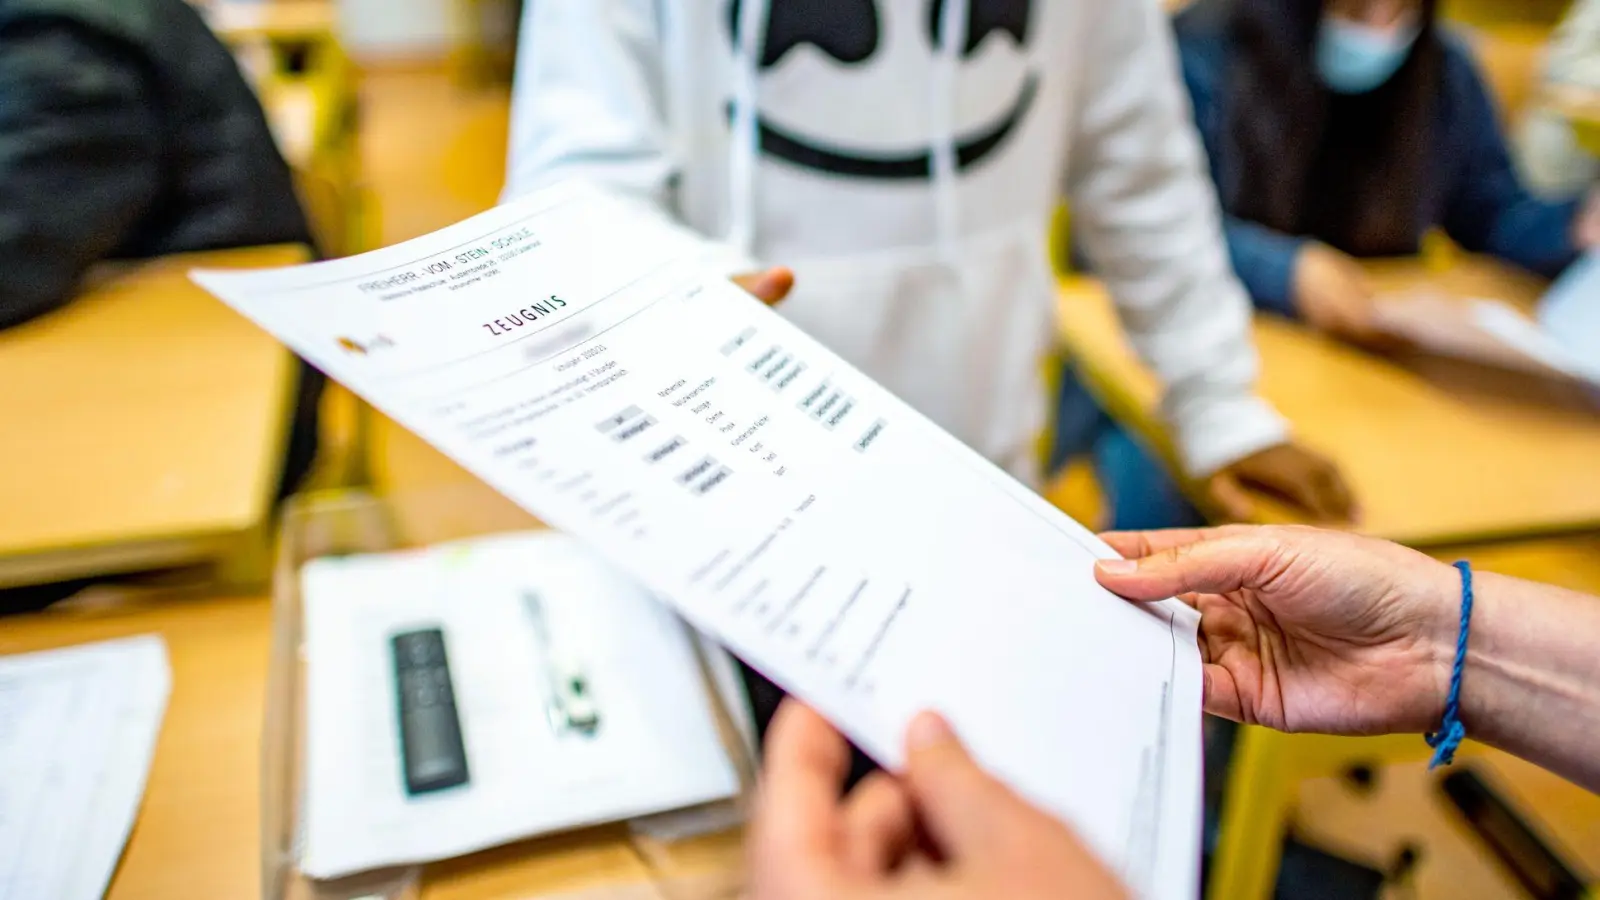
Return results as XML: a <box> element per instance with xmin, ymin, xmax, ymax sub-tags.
<box><xmin>336</xmin><ymin>0</ymin><xmax>461</xmax><ymax>58</ymax></box>
<box><xmin>333</xmin><ymin>0</ymin><xmax>1564</xmax><ymax>62</ymax></box>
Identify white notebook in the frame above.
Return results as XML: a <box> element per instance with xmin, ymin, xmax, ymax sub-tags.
<box><xmin>298</xmin><ymin>532</ymin><xmax>741</xmax><ymax>878</ymax></box>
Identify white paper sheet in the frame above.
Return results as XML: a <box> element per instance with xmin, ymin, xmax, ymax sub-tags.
<box><xmin>195</xmin><ymin>181</ymin><xmax>1204</xmax><ymax>898</ymax></box>
<box><xmin>299</xmin><ymin>532</ymin><xmax>741</xmax><ymax>879</ymax></box>
<box><xmin>1538</xmin><ymin>249</ymin><xmax>1600</xmax><ymax>370</ymax></box>
<box><xmin>0</xmin><ymin>636</ymin><xmax>170</xmax><ymax>900</ymax></box>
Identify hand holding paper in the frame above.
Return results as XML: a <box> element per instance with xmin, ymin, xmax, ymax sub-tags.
<box><xmin>193</xmin><ymin>181</ymin><xmax>1203</xmax><ymax>898</ymax></box>
<box><xmin>749</xmin><ymin>704</ymin><xmax>1129</xmax><ymax>900</ymax></box>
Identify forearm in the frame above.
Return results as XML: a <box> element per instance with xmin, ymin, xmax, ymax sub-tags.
<box><xmin>1460</xmin><ymin>571</ymin><xmax>1600</xmax><ymax>791</ymax></box>
<box><xmin>1486</xmin><ymin>197</ymin><xmax>1583</xmax><ymax>279</ymax></box>
<box><xmin>1223</xmin><ymin>217</ymin><xmax>1304</xmax><ymax>318</ymax></box>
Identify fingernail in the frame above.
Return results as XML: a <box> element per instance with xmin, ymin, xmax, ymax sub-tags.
<box><xmin>1096</xmin><ymin>558</ymin><xmax>1137</xmax><ymax>575</ymax></box>
<box><xmin>906</xmin><ymin>711</ymin><xmax>954</xmax><ymax>751</ymax></box>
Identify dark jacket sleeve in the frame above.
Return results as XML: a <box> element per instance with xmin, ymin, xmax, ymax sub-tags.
<box><xmin>1439</xmin><ymin>43</ymin><xmax>1582</xmax><ymax>279</ymax></box>
<box><xmin>0</xmin><ymin>21</ymin><xmax>161</xmax><ymax>330</ymax></box>
<box><xmin>1177</xmin><ymin>27</ymin><xmax>1307</xmax><ymax>318</ymax></box>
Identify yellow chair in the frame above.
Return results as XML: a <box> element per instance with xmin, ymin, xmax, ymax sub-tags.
<box><xmin>209</xmin><ymin>11</ymin><xmax>382</xmax><ymax>491</ymax></box>
<box><xmin>1208</xmin><ymin>729</ymin><xmax>1489</xmax><ymax>898</ymax></box>
<box><xmin>451</xmin><ymin>0</ymin><xmax>521</xmax><ymax>86</ymax></box>
<box><xmin>210</xmin><ymin>4</ymin><xmax>370</xmax><ymax>259</ymax></box>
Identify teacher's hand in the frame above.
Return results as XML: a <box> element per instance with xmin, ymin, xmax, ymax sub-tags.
<box><xmin>733</xmin><ymin>267</ymin><xmax>796</xmax><ymax>306</ymax></box>
<box><xmin>1095</xmin><ymin>525</ymin><xmax>1458</xmax><ymax>737</ymax></box>
<box><xmin>748</xmin><ymin>701</ymin><xmax>1127</xmax><ymax>900</ymax></box>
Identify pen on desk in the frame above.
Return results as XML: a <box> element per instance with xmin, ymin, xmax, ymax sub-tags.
<box><xmin>523</xmin><ymin>591</ymin><xmax>600</xmax><ymax>738</ymax></box>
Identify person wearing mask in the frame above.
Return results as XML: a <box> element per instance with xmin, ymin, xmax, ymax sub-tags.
<box><xmin>746</xmin><ymin>524</ymin><xmax>1600</xmax><ymax>899</ymax></box>
<box><xmin>1065</xmin><ymin>0</ymin><xmax>1600</xmax><ymax>532</ymax></box>
<box><xmin>505</xmin><ymin>0</ymin><xmax>1355</xmax><ymax>759</ymax></box>
<box><xmin>0</xmin><ymin>0</ymin><xmax>322</xmax><ymax>611</ymax></box>
<box><xmin>1181</xmin><ymin>0</ymin><xmax>1600</xmax><ymax>343</ymax></box>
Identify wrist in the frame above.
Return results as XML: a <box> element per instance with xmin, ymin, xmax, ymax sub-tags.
<box><xmin>1453</xmin><ymin>571</ymin><xmax>1517</xmax><ymax>742</ymax></box>
<box><xmin>1413</xmin><ymin>558</ymin><xmax>1472</xmax><ymax>734</ymax></box>
<box><xmin>1442</xmin><ymin>570</ymin><xmax>1528</xmax><ymax>746</ymax></box>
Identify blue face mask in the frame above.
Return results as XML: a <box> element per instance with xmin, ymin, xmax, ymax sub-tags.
<box><xmin>1315</xmin><ymin>16</ymin><xmax>1420</xmax><ymax>95</ymax></box>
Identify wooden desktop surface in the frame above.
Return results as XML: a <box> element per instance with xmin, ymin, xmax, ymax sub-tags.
<box><xmin>0</xmin><ymin>590</ymin><xmax>701</xmax><ymax>900</ymax></box>
<box><xmin>0</xmin><ymin>593</ymin><xmax>275</xmax><ymax>900</ymax></box>
<box><xmin>1058</xmin><ymin>255</ymin><xmax>1600</xmax><ymax>546</ymax></box>
<box><xmin>0</xmin><ymin>246</ymin><xmax>307</xmax><ymax>587</ymax></box>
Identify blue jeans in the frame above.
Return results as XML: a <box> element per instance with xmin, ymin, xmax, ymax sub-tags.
<box><xmin>1052</xmin><ymin>365</ymin><xmax>1207</xmax><ymax>532</ymax></box>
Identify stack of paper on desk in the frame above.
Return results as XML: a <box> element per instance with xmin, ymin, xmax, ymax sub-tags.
<box><xmin>1538</xmin><ymin>249</ymin><xmax>1600</xmax><ymax>369</ymax></box>
<box><xmin>194</xmin><ymin>180</ymin><xmax>1205</xmax><ymax>899</ymax></box>
<box><xmin>1373</xmin><ymin>292</ymin><xmax>1600</xmax><ymax>387</ymax></box>
<box><xmin>298</xmin><ymin>532</ymin><xmax>741</xmax><ymax>878</ymax></box>
<box><xmin>0</xmin><ymin>636</ymin><xmax>170</xmax><ymax>900</ymax></box>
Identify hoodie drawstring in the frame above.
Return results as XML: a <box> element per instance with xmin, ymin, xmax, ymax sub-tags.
<box><xmin>932</xmin><ymin>0</ymin><xmax>968</xmax><ymax>265</ymax></box>
<box><xmin>729</xmin><ymin>0</ymin><xmax>767</xmax><ymax>257</ymax></box>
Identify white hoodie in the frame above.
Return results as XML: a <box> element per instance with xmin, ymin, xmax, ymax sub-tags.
<box><xmin>504</xmin><ymin>0</ymin><xmax>1287</xmax><ymax>484</ymax></box>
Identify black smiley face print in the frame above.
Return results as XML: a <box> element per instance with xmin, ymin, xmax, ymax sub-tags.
<box><xmin>726</xmin><ymin>0</ymin><xmax>1038</xmax><ymax>180</ymax></box>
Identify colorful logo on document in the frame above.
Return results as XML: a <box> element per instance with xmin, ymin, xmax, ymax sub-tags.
<box><xmin>337</xmin><ymin>334</ymin><xmax>396</xmax><ymax>356</ymax></box>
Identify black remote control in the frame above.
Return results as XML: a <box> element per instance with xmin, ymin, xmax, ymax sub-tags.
<box><xmin>390</xmin><ymin>628</ymin><xmax>470</xmax><ymax>796</ymax></box>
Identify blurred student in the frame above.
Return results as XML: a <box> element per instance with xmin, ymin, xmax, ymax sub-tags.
<box><xmin>0</xmin><ymin>0</ymin><xmax>321</xmax><ymax>611</ymax></box>
<box><xmin>1066</xmin><ymin>0</ymin><xmax>1600</xmax><ymax>531</ymax></box>
<box><xmin>1516</xmin><ymin>0</ymin><xmax>1600</xmax><ymax>198</ymax></box>
<box><xmin>0</xmin><ymin>0</ymin><xmax>312</xmax><ymax>327</ymax></box>
<box><xmin>1179</xmin><ymin>0</ymin><xmax>1600</xmax><ymax>345</ymax></box>
<box><xmin>747</xmin><ymin>524</ymin><xmax>1600</xmax><ymax>899</ymax></box>
<box><xmin>504</xmin><ymin>0</ymin><xmax>1353</xmax><ymax>754</ymax></box>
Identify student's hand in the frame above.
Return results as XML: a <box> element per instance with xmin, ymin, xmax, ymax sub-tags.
<box><xmin>1206</xmin><ymin>443</ymin><xmax>1356</xmax><ymax>524</ymax></box>
<box><xmin>748</xmin><ymin>701</ymin><xmax>1128</xmax><ymax>900</ymax></box>
<box><xmin>1293</xmin><ymin>244</ymin><xmax>1395</xmax><ymax>349</ymax></box>
<box><xmin>1095</xmin><ymin>525</ymin><xmax>1459</xmax><ymax>736</ymax></box>
<box><xmin>733</xmin><ymin>267</ymin><xmax>796</xmax><ymax>306</ymax></box>
<box><xmin>1574</xmin><ymin>187</ymin><xmax>1600</xmax><ymax>249</ymax></box>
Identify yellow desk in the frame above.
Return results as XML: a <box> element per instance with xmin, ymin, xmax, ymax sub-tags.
<box><xmin>0</xmin><ymin>247</ymin><xmax>308</xmax><ymax>588</ymax></box>
<box><xmin>1057</xmin><ymin>256</ymin><xmax>1600</xmax><ymax>546</ymax></box>
<box><xmin>0</xmin><ymin>593</ymin><xmax>275</xmax><ymax>899</ymax></box>
<box><xmin>1433</xmin><ymin>532</ymin><xmax>1600</xmax><ymax>595</ymax></box>
<box><xmin>0</xmin><ymin>591</ymin><xmax>728</xmax><ymax>900</ymax></box>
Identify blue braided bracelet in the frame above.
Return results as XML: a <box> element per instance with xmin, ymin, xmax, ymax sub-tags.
<box><xmin>1426</xmin><ymin>561</ymin><xmax>1474</xmax><ymax>769</ymax></box>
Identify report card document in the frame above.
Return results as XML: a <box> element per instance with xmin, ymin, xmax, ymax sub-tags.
<box><xmin>194</xmin><ymin>181</ymin><xmax>1204</xmax><ymax>898</ymax></box>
